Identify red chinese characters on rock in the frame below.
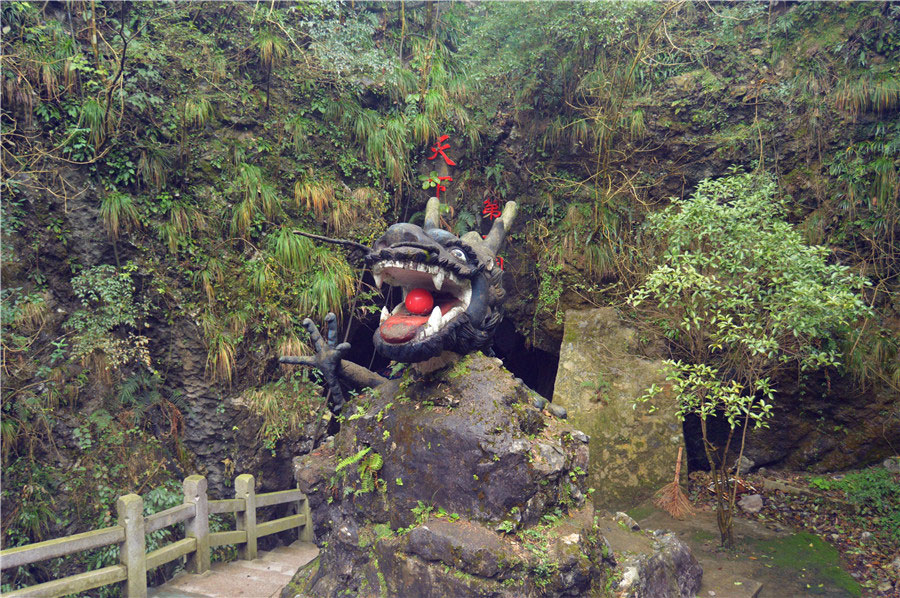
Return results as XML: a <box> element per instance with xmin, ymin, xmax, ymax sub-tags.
<box><xmin>482</xmin><ymin>199</ymin><xmax>501</xmax><ymax>220</ymax></box>
<box><xmin>427</xmin><ymin>134</ymin><xmax>457</xmax><ymax>167</ymax></box>
<box><xmin>436</xmin><ymin>176</ymin><xmax>453</xmax><ymax>200</ymax></box>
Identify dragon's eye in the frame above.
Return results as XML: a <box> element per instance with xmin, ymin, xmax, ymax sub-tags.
<box><xmin>449</xmin><ymin>247</ymin><xmax>467</xmax><ymax>262</ymax></box>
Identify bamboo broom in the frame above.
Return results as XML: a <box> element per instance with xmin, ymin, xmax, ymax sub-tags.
<box><xmin>654</xmin><ymin>446</ymin><xmax>693</xmax><ymax>519</ymax></box>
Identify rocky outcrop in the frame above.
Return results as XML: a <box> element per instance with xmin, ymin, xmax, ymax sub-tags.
<box><xmin>552</xmin><ymin>308</ymin><xmax>684</xmax><ymax>512</ymax></box>
<box><xmin>284</xmin><ymin>352</ymin><xmax>701</xmax><ymax>597</ymax></box>
<box><xmin>744</xmin><ymin>376</ymin><xmax>900</xmax><ymax>472</ymax></box>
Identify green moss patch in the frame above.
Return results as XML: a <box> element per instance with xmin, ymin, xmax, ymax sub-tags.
<box><xmin>625</xmin><ymin>504</ymin><xmax>654</xmax><ymax>522</ymax></box>
<box><xmin>750</xmin><ymin>532</ymin><xmax>861</xmax><ymax>597</ymax></box>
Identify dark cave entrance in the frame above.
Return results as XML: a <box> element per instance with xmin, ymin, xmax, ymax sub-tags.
<box><xmin>491</xmin><ymin>319</ymin><xmax>560</xmax><ymax>400</ymax></box>
<box><xmin>343</xmin><ymin>312</ymin><xmax>561</xmax><ymax>400</ymax></box>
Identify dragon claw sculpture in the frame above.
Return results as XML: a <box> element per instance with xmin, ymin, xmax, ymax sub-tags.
<box><xmin>281</xmin><ymin>196</ymin><xmax>517</xmax><ymax>413</ymax></box>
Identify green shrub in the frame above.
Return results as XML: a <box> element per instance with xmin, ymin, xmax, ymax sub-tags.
<box><xmin>836</xmin><ymin>468</ymin><xmax>900</xmax><ymax>541</ymax></box>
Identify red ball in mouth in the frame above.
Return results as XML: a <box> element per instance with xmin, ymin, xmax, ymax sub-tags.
<box><xmin>405</xmin><ymin>288</ymin><xmax>434</xmax><ymax>315</ymax></box>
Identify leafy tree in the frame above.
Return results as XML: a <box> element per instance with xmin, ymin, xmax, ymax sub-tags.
<box><xmin>630</xmin><ymin>171</ymin><xmax>871</xmax><ymax>547</ymax></box>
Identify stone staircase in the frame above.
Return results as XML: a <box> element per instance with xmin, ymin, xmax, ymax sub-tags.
<box><xmin>148</xmin><ymin>542</ymin><xmax>318</xmax><ymax>598</ymax></box>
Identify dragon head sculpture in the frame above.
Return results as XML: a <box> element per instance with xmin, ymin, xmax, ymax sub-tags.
<box><xmin>366</xmin><ymin>197</ymin><xmax>517</xmax><ymax>363</ymax></box>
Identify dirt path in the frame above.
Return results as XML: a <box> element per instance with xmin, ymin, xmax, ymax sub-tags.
<box><xmin>631</xmin><ymin>502</ymin><xmax>862</xmax><ymax>598</ymax></box>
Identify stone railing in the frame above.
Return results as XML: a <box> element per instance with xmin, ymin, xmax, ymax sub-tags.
<box><xmin>0</xmin><ymin>474</ymin><xmax>313</xmax><ymax>598</ymax></box>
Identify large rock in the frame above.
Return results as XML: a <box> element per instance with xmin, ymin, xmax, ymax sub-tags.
<box><xmin>595</xmin><ymin>516</ymin><xmax>702</xmax><ymax>598</ymax></box>
<box><xmin>285</xmin><ymin>352</ymin><xmax>701</xmax><ymax>597</ymax></box>
<box><xmin>552</xmin><ymin>308</ymin><xmax>683</xmax><ymax>511</ymax></box>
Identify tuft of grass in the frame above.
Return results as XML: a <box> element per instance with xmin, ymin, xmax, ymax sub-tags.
<box><xmin>184</xmin><ymin>96</ymin><xmax>213</xmax><ymax>128</ymax></box>
<box><xmin>195</xmin><ymin>268</ymin><xmax>216</xmax><ymax>305</ymax></box>
<box><xmin>387</xmin><ymin>67</ymin><xmax>418</xmax><ymax>103</ymax></box>
<box><xmin>277</xmin><ymin>335</ymin><xmax>311</xmax><ymax>363</ymax></box>
<box><xmin>100</xmin><ymin>192</ymin><xmax>139</xmax><ymax>241</ymax></box>
<box><xmin>270</xmin><ymin>226</ymin><xmax>314</xmax><ymax>271</ymax></box>
<box><xmin>80</xmin><ymin>98</ymin><xmax>104</xmax><ymax>148</ymax></box>
<box><xmin>194</xmin><ymin>258</ymin><xmax>225</xmax><ymax>306</ymax></box>
<box><xmin>243</xmin><ymin>373</ymin><xmax>319</xmax><ymax>447</ymax></box>
<box><xmin>293</xmin><ymin>179</ymin><xmax>335</xmax><ymax>220</ymax></box>
<box><xmin>423</xmin><ymin>88</ymin><xmax>449</xmax><ymax>122</ymax></box>
<box><xmin>301</xmin><ymin>247</ymin><xmax>356</xmax><ymax>320</ymax></box>
<box><xmin>327</xmin><ymin>200</ymin><xmax>354</xmax><ymax>234</ymax></box>
<box><xmin>834</xmin><ymin>75</ymin><xmax>900</xmax><ymax>120</ymax></box>
<box><xmin>284</xmin><ymin>114</ymin><xmax>309</xmax><ymax>151</ymax></box>
<box><xmin>629</xmin><ymin>108</ymin><xmax>646</xmax><ymax>140</ymax></box>
<box><xmin>206</xmin><ymin>334</ymin><xmax>236</xmax><ymax>387</ymax></box>
<box><xmin>258</xmin><ymin>183</ymin><xmax>281</xmax><ymax>220</ymax></box>
<box><xmin>410</xmin><ymin>112</ymin><xmax>438</xmax><ymax>145</ymax></box>
<box><xmin>353</xmin><ymin>109</ymin><xmax>380</xmax><ymax>142</ymax></box>
<box><xmin>227</xmin><ymin>311</ymin><xmax>250</xmax><ymax>338</ymax></box>
<box><xmin>230</xmin><ymin>198</ymin><xmax>255</xmax><ymax>238</ymax></box>
<box><xmin>253</xmin><ymin>28</ymin><xmax>288</xmax><ymax>69</ymax></box>
<box><xmin>137</xmin><ymin>143</ymin><xmax>172</xmax><ymax>190</ymax></box>
<box><xmin>249</xmin><ymin>260</ymin><xmax>273</xmax><ymax>297</ymax></box>
<box><xmin>157</xmin><ymin>221</ymin><xmax>180</xmax><ymax>253</ymax></box>
<box><xmin>12</xmin><ymin>293</ymin><xmax>49</xmax><ymax>333</ymax></box>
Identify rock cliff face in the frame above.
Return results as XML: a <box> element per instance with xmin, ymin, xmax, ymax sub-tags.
<box><xmin>284</xmin><ymin>353</ymin><xmax>701</xmax><ymax>597</ymax></box>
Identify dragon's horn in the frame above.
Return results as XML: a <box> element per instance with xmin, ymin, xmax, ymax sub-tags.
<box><xmin>483</xmin><ymin>201</ymin><xmax>517</xmax><ymax>256</ymax></box>
<box><xmin>423</xmin><ymin>197</ymin><xmax>441</xmax><ymax>231</ymax></box>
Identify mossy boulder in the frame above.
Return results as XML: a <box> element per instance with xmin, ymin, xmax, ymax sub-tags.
<box><xmin>285</xmin><ymin>352</ymin><xmax>699</xmax><ymax>597</ymax></box>
<box><xmin>552</xmin><ymin>308</ymin><xmax>683</xmax><ymax>512</ymax></box>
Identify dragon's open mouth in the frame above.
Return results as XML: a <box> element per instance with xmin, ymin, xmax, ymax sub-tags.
<box><xmin>373</xmin><ymin>259</ymin><xmax>472</xmax><ymax>345</ymax></box>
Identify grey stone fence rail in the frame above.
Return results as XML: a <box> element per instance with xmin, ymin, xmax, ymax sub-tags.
<box><xmin>0</xmin><ymin>474</ymin><xmax>313</xmax><ymax>598</ymax></box>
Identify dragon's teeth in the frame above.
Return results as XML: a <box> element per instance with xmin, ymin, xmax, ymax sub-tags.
<box><xmin>441</xmin><ymin>306</ymin><xmax>464</xmax><ymax>325</ymax></box>
<box><xmin>373</xmin><ymin>272</ymin><xmax>383</xmax><ymax>289</ymax></box>
<box><xmin>433</xmin><ymin>270</ymin><xmax>444</xmax><ymax>291</ymax></box>
<box><xmin>427</xmin><ymin>306</ymin><xmax>442</xmax><ymax>331</ymax></box>
<box><xmin>391</xmin><ymin>303</ymin><xmax>404</xmax><ymax>315</ymax></box>
<box><xmin>381</xmin><ymin>305</ymin><xmax>390</xmax><ymax>324</ymax></box>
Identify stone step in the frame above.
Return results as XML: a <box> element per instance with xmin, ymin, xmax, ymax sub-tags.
<box><xmin>226</xmin><ymin>556</ymin><xmax>298</xmax><ymax>577</ymax></box>
<box><xmin>148</xmin><ymin>541</ymin><xmax>318</xmax><ymax>598</ymax></box>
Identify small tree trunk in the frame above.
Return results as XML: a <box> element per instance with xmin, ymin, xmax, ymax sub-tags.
<box><xmin>425</xmin><ymin>0</ymin><xmax>435</xmax><ymax>32</ymax></box>
<box><xmin>701</xmin><ymin>418</ymin><xmax>735</xmax><ymax>547</ymax></box>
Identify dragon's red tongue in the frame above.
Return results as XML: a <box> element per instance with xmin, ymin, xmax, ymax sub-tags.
<box><xmin>380</xmin><ymin>314</ymin><xmax>428</xmax><ymax>344</ymax></box>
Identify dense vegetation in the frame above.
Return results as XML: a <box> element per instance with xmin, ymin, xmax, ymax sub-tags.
<box><xmin>1</xmin><ymin>1</ymin><xmax>898</xmax><ymax>594</ymax></box>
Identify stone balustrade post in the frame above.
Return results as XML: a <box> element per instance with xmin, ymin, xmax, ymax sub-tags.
<box><xmin>235</xmin><ymin>474</ymin><xmax>257</xmax><ymax>560</ymax></box>
<box><xmin>298</xmin><ymin>489</ymin><xmax>313</xmax><ymax>543</ymax></box>
<box><xmin>117</xmin><ymin>493</ymin><xmax>147</xmax><ymax>598</ymax></box>
<box><xmin>183</xmin><ymin>475</ymin><xmax>210</xmax><ymax>573</ymax></box>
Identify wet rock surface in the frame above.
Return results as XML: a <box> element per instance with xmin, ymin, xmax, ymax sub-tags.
<box><xmin>284</xmin><ymin>353</ymin><xmax>702</xmax><ymax>597</ymax></box>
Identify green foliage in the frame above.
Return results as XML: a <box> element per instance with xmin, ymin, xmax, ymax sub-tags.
<box><xmin>631</xmin><ymin>171</ymin><xmax>871</xmax><ymax>384</ymax></box>
<box><xmin>535</xmin><ymin>262</ymin><xmax>564</xmax><ymax>325</ymax></box>
<box><xmin>631</xmin><ymin>171</ymin><xmax>872</xmax><ymax>546</ymax></box>
<box><xmin>80</xmin><ymin>98</ymin><xmax>105</xmax><ymax>149</ymax></box>
<box><xmin>355</xmin><ymin>451</ymin><xmax>385</xmax><ymax>495</ymax></box>
<box><xmin>643</xmin><ymin>362</ymin><xmax>774</xmax><ymax>431</ymax></box>
<box><xmin>65</xmin><ymin>264</ymin><xmax>151</xmax><ymax>380</ymax></box>
<box><xmin>835</xmin><ymin>468</ymin><xmax>900</xmax><ymax>541</ymax></box>
<box><xmin>243</xmin><ymin>371</ymin><xmax>320</xmax><ymax>453</ymax></box>
<box><xmin>335</xmin><ymin>447</ymin><xmax>371</xmax><ymax>473</ymax></box>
